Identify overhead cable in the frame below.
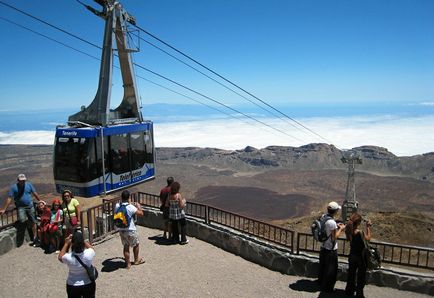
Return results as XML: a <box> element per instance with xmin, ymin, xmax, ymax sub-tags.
<box><xmin>132</xmin><ymin>23</ymin><xmax>333</xmax><ymax>144</ymax></box>
<box><xmin>0</xmin><ymin>13</ymin><xmax>300</xmax><ymax>141</ymax></box>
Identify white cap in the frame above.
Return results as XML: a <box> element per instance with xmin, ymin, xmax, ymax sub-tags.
<box><xmin>17</xmin><ymin>174</ymin><xmax>27</xmax><ymax>181</ymax></box>
<box><xmin>327</xmin><ymin>201</ymin><xmax>341</xmax><ymax>210</ymax></box>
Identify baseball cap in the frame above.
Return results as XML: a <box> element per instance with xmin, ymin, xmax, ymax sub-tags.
<box><xmin>327</xmin><ymin>201</ymin><xmax>341</xmax><ymax>210</ymax></box>
<box><xmin>17</xmin><ymin>174</ymin><xmax>27</xmax><ymax>181</ymax></box>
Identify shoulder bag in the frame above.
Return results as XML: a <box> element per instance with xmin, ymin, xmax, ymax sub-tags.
<box><xmin>74</xmin><ymin>254</ymin><xmax>98</xmax><ymax>282</ymax></box>
<box><xmin>361</xmin><ymin>231</ymin><xmax>381</xmax><ymax>270</ymax></box>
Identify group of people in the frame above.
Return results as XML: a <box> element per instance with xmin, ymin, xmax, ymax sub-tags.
<box><xmin>318</xmin><ymin>201</ymin><xmax>372</xmax><ymax>298</ymax></box>
<box><xmin>159</xmin><ymin>176</ymin><xmax>189</xmax><ymax>245</ymax></box>
<box><xmin>0</xmin><ymin>174</ymin><xmax>81</xmax><ymax>254</ymax></box>
<box><xmin>2</xmin><ymin>173</ymin><xmax>375</xmax><ymax>297</ymax></box>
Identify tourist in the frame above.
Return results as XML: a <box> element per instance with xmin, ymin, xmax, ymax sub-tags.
<box><xmin>58</xmin><ymin>231</ymin><xmax>96</xmax><ymax>297</ymax></box>
<box><xmin>36</xmin><ymin>200</ymin><xmax>51</xmax><ymax>250</ymax></box>
<box><xmin>318</xmin><ymin>201</ymin><xmax>345</xmax><ymax>292</ymax></box>
<box><xmin>159</xmin><ymin>176</ymin><xmax>174</xmax><ymax>239</ymax></box>
<box><xmin>114</xmin><ymin>190</ymin><xmax>145</xmax><ymax>269</ymax></box>
<box><xmin>62</xmin><ymin>190</ymin><xmax>80</xmax><ymax>237</ymax></box>
<box><xmin>0</xmin><ymin>173</ymin><xmax>41</xmax><ymax>245</ymax></box>
<box><xmin>47</xmin><ymin>198</ymin><xmax>64</xmax><ymax>253</ymax></box>
<box><xmin>345</xmin><ymin>212</ymin><xmax>372</xmax><ymax>297</ymax></box>
<box><xmin>167</xmin><ymin>181</ymin><xmax>188</xmax><ymax>245</ymax></box>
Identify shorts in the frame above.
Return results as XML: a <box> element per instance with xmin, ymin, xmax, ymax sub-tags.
<box><xmin>17</xmin><ymin>206</ymin><xmax>37</xmax><ymax>224</ymax></box>
<box><xmin>119</xmin><ymin>230</ymin><xmax>139</xmax><ymax>247</ymax></box>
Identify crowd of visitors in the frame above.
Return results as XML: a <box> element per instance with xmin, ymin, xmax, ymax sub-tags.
<box><xmin>1</xmin><ymin>173</ymin><xmax>377</xmax><ymax>297</ymax></box>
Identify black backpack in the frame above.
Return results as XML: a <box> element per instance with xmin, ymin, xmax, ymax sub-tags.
<box><xmin>311</xmin><ymin>214</ymin><xmax>333</xmax><ymax>242</ymax></box>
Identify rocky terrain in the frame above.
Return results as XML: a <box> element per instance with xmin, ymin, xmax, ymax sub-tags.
<box><xmin>0</xmin><ymin>144</ymin><xmax>433</xmax><ymax>247</ymax></box>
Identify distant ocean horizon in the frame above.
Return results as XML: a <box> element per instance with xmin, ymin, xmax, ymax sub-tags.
<box><xmin>0</xmin><ymin>102</ymin><xmax>433</xmax><ymax>157</ymax></box>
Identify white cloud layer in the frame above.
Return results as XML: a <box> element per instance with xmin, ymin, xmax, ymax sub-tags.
<box><xmin>1</xmin><ymin>115</ymin><xmax>433</xmax><ymax>157</ymax></box>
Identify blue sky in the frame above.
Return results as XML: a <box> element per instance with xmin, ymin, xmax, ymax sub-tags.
<box><xmin>0</xmin><ymin>0</ymin><xmax>433</xmax><ymax>155</ymax></box>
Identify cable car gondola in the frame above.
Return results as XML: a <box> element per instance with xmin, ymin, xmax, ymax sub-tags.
<box><xmin>53</xmin><ymin>0</ymin><xmax>155</xmax><ymax>197</ymax></box>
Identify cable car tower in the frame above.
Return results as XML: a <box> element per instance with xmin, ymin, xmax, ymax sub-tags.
<box><xmin>53</xmin><ymin>0</ymin><xmax>155</xmax><ymax>197</ymax></box>
<box><xmin>341</xmin><ymin>150</ymin><xmax>362</xmax><ymax>222</ymax></box>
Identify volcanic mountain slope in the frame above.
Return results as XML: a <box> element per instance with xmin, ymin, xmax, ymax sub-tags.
<box><xmin>1</xmin><ymin>144</ymin><xmax>433</xmax><ymax>247</ymax></box>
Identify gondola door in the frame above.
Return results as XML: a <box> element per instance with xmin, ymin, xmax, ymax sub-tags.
<box><xmin>109</xmin><ymin>133</ymin><xmax>131</xmax><ymax>189</ymax></box>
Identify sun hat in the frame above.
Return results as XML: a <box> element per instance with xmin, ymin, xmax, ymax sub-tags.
<box><xmin>327</xmin><ymin>201</ymin><xmax>341</xmax><ymax>210</ymax></box>
<box><xmin>17</xmin><ymin>174</ymin><xmax>27</xmax><ymax>181</ymax></box>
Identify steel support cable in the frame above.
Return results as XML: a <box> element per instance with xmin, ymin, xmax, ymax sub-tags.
<box><xmin>0</xmin><ymin>17</ymin><xmax>232</xmax><ymax>122</ymax></box>
<box><xmin>133</xmin><ymin>63</ymin><xmax>302</xmax><ymax>141</ymax></box>
<box><xmin>133</xmin><ymin>23</ymin><xmax>333</xmax><ymax>144</ymax></box>
<box><xmin>73</xmin><ymin>0</ymin><xmax>300</xmax><ymax>133</ymax></box>
<box><xmin>1</xmin><ymin>0</ymin><xmax>331</xmax><ymax>146</ymax></box>
<box><xmin>0</xmin><ymin>0</ymin><xmax>101</xmax><ymax>50</ymax></box>
<box><xmin>132</xmin><ymin>32</ymin><xmax>295</xmax><ymax>128</ymax></box>
<box><xmin>0</xmin><ymin>15</ymin><xmax>292</xmax><ymax>140</ymax></box>
<box><xmin>0</xmin><ymin>16</ymin><xmax>101</xmax><ymax>61</ymax></box>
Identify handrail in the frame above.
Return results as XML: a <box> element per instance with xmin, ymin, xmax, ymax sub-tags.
<box><xmin>2</xmin><ymin>193</ymin><xmax>433</xmax><ymax>270</ymax></box>
<box><xmin>296</xmin><ymin>232</ymin><xmax>434</xmax><ymax>270</ymax></box>
<box><xmin>135</xmin><ymin>192</ymin><xmax>294</xmax><ymax>253</ymax></box>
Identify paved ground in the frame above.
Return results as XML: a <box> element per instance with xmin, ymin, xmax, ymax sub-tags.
<box><xmin>0</xmin><ymin>226</ymin><xmax>431</xmax><ymax>298</ymax></box>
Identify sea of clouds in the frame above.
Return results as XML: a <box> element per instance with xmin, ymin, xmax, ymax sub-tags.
<box><xmin>1</xmin><ymin>114</ymin><xmax>433</xmax><ymax>157</ymax></box>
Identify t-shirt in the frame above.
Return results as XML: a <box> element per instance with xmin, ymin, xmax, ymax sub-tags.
<box><xmin>62</xmin><ymin>248</ymin><xmax>95</xmax><ymax>286</ymax></box>
<box><xmin>64</xmin><ymin>198</ymin><xmax>80</xmax><ymax>218</ymax></box>
<box><xmin>159</xmin><ymin>186</ymin><xmax>171</xmax><ymax>206</ymax></box>
<box><xmin>8</xmin><ymin>182</ymin><xmax>36</xmax><ymax>208</ymax></box>
<box><xmin>51</xmin><ymin>209</ymin><xmax>63</xmax><ymax>223</ymax></box>
<box><xmin>115</xmin><ymin>203</ymin><xmax>138</xmax><ymax>231</ymax></box>
<box><xmin>321</xmin><ymin>216</ymin><xmax>338</xmax><ymax>250</ymax></box>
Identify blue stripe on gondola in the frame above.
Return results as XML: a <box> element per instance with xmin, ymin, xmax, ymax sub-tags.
<box><xmin>55</xmin><ymin>167</ymin><xmax>155</xmax><ymax>197</ymax></box>
<box><xmin>55</xmin><ymin>122</ymin><xmax>152</xmax><ymax>138</ymax></box>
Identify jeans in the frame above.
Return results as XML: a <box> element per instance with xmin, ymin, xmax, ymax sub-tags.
<box><xmin>171</xmin><ymin>217</ymin><xmax>187</xmax><ymax>243</ymax></box>
<box><xmin>17</xmin><ymin>206</ymin><xmax>36</xmax><ymax>223</ymax></box>
<box><xmin>345</xmin><ymin>254</ymin><xmax>367</xmax><ymax>297</ymax></box>
<box><xmin>66</xmin><ymin>281</ymin><xmax>96</xmax><ymax>298</ymax></box>
<box><xmin>318</xmin><ymin>248</ymin><xmax>338</xmax><ymax>292</ymax></box>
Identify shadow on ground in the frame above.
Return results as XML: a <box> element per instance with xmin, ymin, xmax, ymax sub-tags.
<box><xmin>148</xmin><ymin>235</ymin><xmax>176</xmax><ymax>246</ymax></box>
<box><xmin>289</xmin><ymin>279</ymin><xmax>347</xmax><ymax>297</ymax></box>
<box><xmin>101</xmin><ymin>257</ymin><xmax>126</xmax><ymax>272</ymax></box>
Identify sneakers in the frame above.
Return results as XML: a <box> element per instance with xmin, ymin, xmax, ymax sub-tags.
<box><xmin>180</xmin><ymin>239</ymin><xmax>189</xmax><ymax>245</ymax></box>
<box><xmin>32</xmin><ymin>238</ymin><xmax>41</xmax><ymax>247</ymax></box>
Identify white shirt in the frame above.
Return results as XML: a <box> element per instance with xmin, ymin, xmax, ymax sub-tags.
<box><xmin>62</xmin><ymin>248</ymin><xmax>95</xmax><ymax>286</ymax></box>
<box><xmin>115</xmin><ymin>203</ymin><xmax>138</xmax><ymax>231</ymax></box>
<box><xmin>321</xmin><ymin>217</ymin><xmax>338</xmax><ymax>250</ymax></box>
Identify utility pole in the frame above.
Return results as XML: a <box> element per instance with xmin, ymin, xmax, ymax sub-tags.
<box><xmin>341</xmin><ymin>150</ymin><xmax>362</xmax><ymax>222</ymax></box>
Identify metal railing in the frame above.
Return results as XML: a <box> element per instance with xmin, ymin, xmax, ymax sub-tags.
<box><xmin>296</xmin><ymin>232</ymin><xmax>434</xmax><ymax>270</ymax></box>
<box><xmin>0</xmin><ymin>208</ymin><xmax>18</xmax><ymax>230</ymax></box>
<box><xmin>2</xmin><ymin>193</ymin><xmax>433</xmax><ymax>270</ymax></box>
<box><xmin>136</xmin><ymin>192</ymin><xmax>295</xmax><ymax>252</ymax></box>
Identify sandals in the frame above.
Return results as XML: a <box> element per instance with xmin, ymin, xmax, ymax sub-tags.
<box><xmin>133</xmin><ymin>257</ymin><xmax>146</xmax><ymax>266</ymax></box>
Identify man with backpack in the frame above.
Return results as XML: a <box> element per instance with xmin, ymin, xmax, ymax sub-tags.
<box><xmin>0</xmin><ymin>174</ymin><xmax>41</xmax><ymax>245</ymax></box>
<box><xmin>317</xmin><ymin>201</ymin><xmax>346</xmax><ymax>293</ymax></box>
<box><xmin>114</xmin><ymin>190</ymin><xmax>145</xmax><ymax>269</ymax></box>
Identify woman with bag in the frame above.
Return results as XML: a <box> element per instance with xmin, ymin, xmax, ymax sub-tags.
<box><xmin>167</xmin><ymin>181</ymin><xmax>188</xmax><ymax>245</ymax></box>
<box><xmin>58</xmin><ymin>230</ymin><xmax>96</xmax><ymax>298</ymax></box>
<box><xmin>344</xmin><ymin>212</ymin><xmax>372</xmax><ymax>298</ymax></box>
<box><xmin>62</xmin><ymin>190</ymin><xmax>80</xmax><ymax>237</ymax></box>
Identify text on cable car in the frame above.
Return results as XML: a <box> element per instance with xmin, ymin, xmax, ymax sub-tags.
<box><xmin>120</xmin><ymin>170</ymin><xmax>142</xmax><ymax>182</ymax></box>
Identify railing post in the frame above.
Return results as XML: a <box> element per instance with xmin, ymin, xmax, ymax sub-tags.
<box><xmin>205</xmin><ymin>205</ymin><xmax>209</xmax><ymax>224</ymax></box>
<box><xmin>87</xmin><ymin>209</ymin><xmax>93</xmax><ymax>244</ymax></box>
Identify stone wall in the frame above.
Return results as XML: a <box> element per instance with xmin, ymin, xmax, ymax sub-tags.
<box><xmin>137</xmin><ymin>207</ymin><xmax>434</xmax><ymax>296</ymax></box>
<box><xmin>1</xmin><ymin>208</ymin><xmax>433</xmax><ymax>295</ymax></box>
